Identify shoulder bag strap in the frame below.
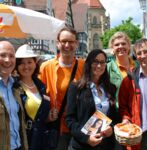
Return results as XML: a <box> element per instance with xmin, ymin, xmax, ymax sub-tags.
<box><xmin>58</xmin><ymin>59</ymin><xmax>78</xmax><ymax>118</ymax></box>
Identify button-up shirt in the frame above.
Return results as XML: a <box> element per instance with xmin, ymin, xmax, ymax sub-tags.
<box><xmin>90</xmin><ymin>82</ymin><xmax>109</xmax><ymax>115</ymax></box>
<box><xmin>0</xmin><ymin>76</ymin><xmax>21</xmax><ymax>150</ymax></box>
<box><xmin>139</xmin><ymin>69</ymin><xmax>147</xmax><ymax>132</ymax></box>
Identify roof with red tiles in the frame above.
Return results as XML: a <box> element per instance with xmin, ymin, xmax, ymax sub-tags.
<box><xmin>72</xmin><ymin>0</ymin><xmax>105</xmax><ymax>31</ymax></box>
<box><xmin>73</xmin><ymin>0</ymin><xmax>104</xmax><ymax>9</ymax></box>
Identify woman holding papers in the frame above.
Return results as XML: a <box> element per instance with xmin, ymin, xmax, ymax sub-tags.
<box><xmin>66</xmin><ymin>49</ymin><xmax>117</xmax><ymax>150</ymax></box>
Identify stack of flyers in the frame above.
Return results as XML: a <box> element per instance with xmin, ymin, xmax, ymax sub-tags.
<box><xmin>81</xmin><ymin>110</ymin><xmax>112</xmax><ymax>135</ymax></box>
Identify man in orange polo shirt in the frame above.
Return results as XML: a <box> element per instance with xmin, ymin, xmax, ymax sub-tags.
<box><xmin>39</xmin><ymin>26</ymin><xmax>84</xmax><ymax>150</ymax></box>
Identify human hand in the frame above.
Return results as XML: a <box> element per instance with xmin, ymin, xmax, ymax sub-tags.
<box><xmin>122</xmin><ymin>119</ymin><xmax>130</xmax><ymax>124</ymax></box>
<box><xmin>87</xmin><ymin>133</ymin><xmax>103</xmax><ymax>147</ymax></box>
<box><xmin>101</xmin><ymin>126</ymin><xmax>113</xmax><ymax>137</ymax></box>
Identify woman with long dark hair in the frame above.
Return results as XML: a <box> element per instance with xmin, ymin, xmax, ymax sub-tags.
<box><xmin>66</xmin><ymin>49</ymin><xmax>117</xmax><ymax>150</ymax></box>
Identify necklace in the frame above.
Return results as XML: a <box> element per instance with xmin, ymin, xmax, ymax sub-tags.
<box><xmin>21</xmin><ymin>81</ymin><xmax>35</xmax><ymax>89</ymax></box>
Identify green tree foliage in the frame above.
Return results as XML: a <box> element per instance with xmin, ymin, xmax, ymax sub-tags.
<box><xmin>101</xmin><ymin>17</ymin><xmax>142</xmax><ymax>48</ymax></box>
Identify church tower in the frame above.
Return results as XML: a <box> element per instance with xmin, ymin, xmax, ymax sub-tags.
<box><xmin>72</xmin><ymin>0</ymin><xmax>110</xmax><ymax>53</ymax></box>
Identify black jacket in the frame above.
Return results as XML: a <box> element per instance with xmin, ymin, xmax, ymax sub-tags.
<box><xmin>32</xmin><ymin>77</ymin><xmax>50</xmax><ymax>123</ymax></box>
<box><xmin>13</xmin><ymin>77</ymin><xmax>50</xmax><ymax>150</ymax></box>
<box><xmin>65</xmin><ymin>83</ymin><xmax>116</xmax><ymax>150</ymax></box>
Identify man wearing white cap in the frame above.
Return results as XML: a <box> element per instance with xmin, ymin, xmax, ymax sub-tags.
<box><xmin>0</xmin><ymin>41</ymin><xmax>28</xmax><ymax>150</ymax></box>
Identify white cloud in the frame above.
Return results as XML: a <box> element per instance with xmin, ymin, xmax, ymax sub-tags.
<box><xmin>100</xmin><ymin>0</ymin><xmax>143</xmax><ymax>28</ymax></box>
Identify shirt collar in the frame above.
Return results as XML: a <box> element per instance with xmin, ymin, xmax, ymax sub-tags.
<box><xmin>139</xmin><ymin>67</ymin><xmax>147</xmax><ymax>77</ymax></box>
<box><xmin>89</xmin><ymin>82</ymin><xmax>102</xmax><ymax>89</ymax></box>
<box><xmin>89</xmin><ymin>82</ymin><xmax>95</xmax><ymax>89</ymax></box>
<box><xmin>59</xmin><ymin>57</ymin><xmax>72</xmax><ymax>67</ymax></box>
<box><xmin>0</xmin><ymin>75</ymin><xmax>14</xmax><ymax>86</ymax></box>
<box><xmin>116</xmin><ymin>57</ymin><xmax>135</xmax><ymax>70</ymax></box>
<box><xmin>57</xmin><ymin>56</ymin><xmax>76</xmax><ymax>68</ymax></box>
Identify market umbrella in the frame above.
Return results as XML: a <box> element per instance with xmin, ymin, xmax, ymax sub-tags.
<box><xmin>0</xmin><ymin>4</ymin><xmax>65</xmax><ymax>40</ymax></box>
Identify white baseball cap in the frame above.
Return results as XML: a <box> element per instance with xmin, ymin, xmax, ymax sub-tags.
<box><xmin>15</xmin><ymin>44</ymin><xmax>38</xmax><ymax>58</ymax></box>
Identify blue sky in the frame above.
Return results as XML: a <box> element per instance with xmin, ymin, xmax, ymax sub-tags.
<box><xmin>100</xmin><ymin>0</ymin><xmax>143</xmax><ymax>28</ymax></box>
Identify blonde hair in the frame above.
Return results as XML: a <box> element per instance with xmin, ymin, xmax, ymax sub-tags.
<box><xmin>108</xmin><ymin>31</ymin><xmax>131</xmax><ymax>49</ymax></box>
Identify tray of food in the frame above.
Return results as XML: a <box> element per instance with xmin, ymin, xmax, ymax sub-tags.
<box><xmin>114</xmin><ymin>123</ymin><xmax>142</xmax><ymax>146</ymax></box>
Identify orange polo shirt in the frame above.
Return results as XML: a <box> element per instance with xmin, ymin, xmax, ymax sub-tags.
<box><xmin>39</xmin><ymin>56</ymin><xmax>84</xmax><ymax>133</ymax></box>
<box><xmin>116</xmin><ymin>58</ymin><xmax>135</xmax><ymax>78</ymax></box>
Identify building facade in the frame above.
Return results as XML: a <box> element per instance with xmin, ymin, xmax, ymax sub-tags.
<box><xmin>1</xmin><ymin>0</ymin><xmax>110</xmax><ymax>56</ymax></box>
<box><xmin>72</xmin><ymin>0</ymin><xmax>110</xmax><ymax>55</ymax></box>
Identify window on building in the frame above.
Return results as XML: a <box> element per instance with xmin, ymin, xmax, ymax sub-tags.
<box><xmin>93</xmin><ymin>33</ymin><xmax>99</xmax><ymax>49</ymax></box>
<box><xmin>78</xmin><ymin>34</ymin><xmax>82</xmax><ymax>42</ymax></box>
<box><xmin>83</xmin><ymin>33</ymin><xmax>87</xmax><ymax>41</ymax></box>
<box><xmin>93</xmin><ymin>16</ymin><xmax>97</xmax><ymax>25</ymax></box>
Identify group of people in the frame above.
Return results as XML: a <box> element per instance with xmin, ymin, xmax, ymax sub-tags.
<box><xmin>0</xmin><ymin>25</ymin><xmax>147</xmax><ymax>150</ymax></box>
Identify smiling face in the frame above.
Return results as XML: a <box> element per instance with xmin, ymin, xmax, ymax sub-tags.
<box><xmin>17</xmin><ymin>58</ymin><xmax>36</xmax><ymax>79</ymax></box>
<box><xmin>135</xmin><ymin>45</ymin><xmax>147</xmax><ymax>70</ymax></box>
<box><xmin>112</xmin><ymin>37</ymin><xmax>130</xmax><ymax>58</ymax></box>
<box><xmin>57</xmin><ymin>30</ymin><xmax>78</xmax><ymax>57</ymax></box>
<box><xmin>91</xmin><ymin>53</ymin><xmax>106</xmax><ymax>81</ymax></box>
<box><xmin>0</xmin><ymin>41</ymin><xmax>15</xmax><ymax>79</ymax></box>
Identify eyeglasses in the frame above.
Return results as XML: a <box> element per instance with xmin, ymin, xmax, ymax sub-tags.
<box><xmin>59</xmin><ymin>40</ymin><xmax>76</xmax><ymax>45</ymax></box>
<box><xmin>92</xmin><ymin>60</ymin><xmax>106</xmax><ymax>66</ymax></box>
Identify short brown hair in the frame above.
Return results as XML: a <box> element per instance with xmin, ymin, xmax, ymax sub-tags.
<box><xmin>57</xmin><ymin>26</ymin><xmax>78</xmax><ymax>41</ymax></box>
<box><xmin>134</xmin><ymin>38</ymin><xmax>147</xmax><ymax>53</ymax></box>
